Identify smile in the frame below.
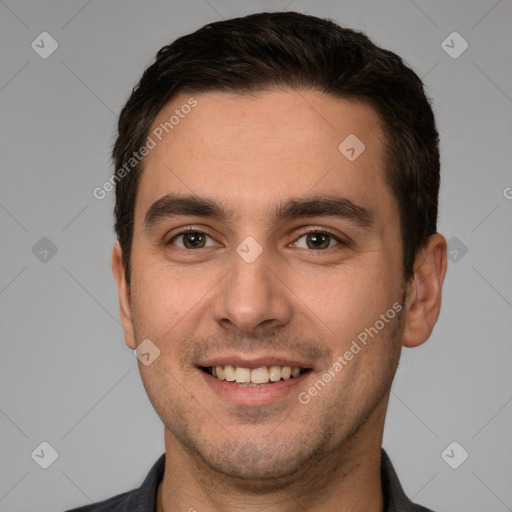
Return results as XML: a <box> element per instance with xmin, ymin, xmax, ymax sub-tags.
<box><xmin>202</xmin><ymin>365</ymin><xmax>311</xmax><ymax>385</ymax></box>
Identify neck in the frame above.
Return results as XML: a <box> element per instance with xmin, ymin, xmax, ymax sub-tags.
<box><xmin>157</xmin><ymin>400</ymin><xmax>387</xmax><ymax>512</ymax></box>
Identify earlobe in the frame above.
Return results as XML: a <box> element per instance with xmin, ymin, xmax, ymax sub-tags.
<box><xmin>112</xmin><ymin>241</ymin><xmax>136</xmax><ymax>349</ymax></box>
<box><xmin>402</xmin><ymin>233</ymin><xmax>448</xmax><ymax>348</ymax></box>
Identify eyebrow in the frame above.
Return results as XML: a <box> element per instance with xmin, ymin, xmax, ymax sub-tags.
<box><xmin>144</xmin><ymin>193</ymin><xmax>375</xmax><ymax>231</ymax></box>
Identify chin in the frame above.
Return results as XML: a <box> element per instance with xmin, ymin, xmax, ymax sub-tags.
<box><xmin>192</xmin><ymin>434</ymin><xmax>322</xmax><ymax>485</ymax></box>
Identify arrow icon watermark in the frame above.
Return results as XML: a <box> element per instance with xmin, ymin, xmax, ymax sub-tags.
<box><xmin>134</xmin><ymin>339</ymin><xmax>161</xmax><ymax>366</ymax></box>
<box><xmin>338</xmin><ymin>134</ymin><xmax>365</xmax><ymax>161</ymax></box>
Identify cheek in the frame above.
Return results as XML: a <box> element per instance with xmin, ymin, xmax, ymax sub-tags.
<box><xmin>297</xmin><ymin>263</ymin><xmax>395</xmax><ymax>344</ymax></box>
<box><xmin>129</xmin><ymin>257</ymin><xmax>206</xmax><ymax>333</ymax></box>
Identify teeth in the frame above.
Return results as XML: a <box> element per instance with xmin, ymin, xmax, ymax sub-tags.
<box><xmin>251</xmin><ymin>367</ymin><xmax>269</xmax><ymax>384</ymax></box>
<box><xmin>224</xmin><ymin>365</ymin><xmax>235</xmax><ymax>381</ymax></box>
<box><xmin>281</xmin><ymin>367</ymin><xmax>291</xmax><ymax>380</ymax></box>
<box><xmin>208</xmin><ymin>365</ymin><xmax>305</xmax><ymax>384</ymax></box>
<box><xmin>269</xmin><ymin>366</ymin><xmax>282</xmax><ymax>382</ymax></box>
<box><xmin>235</xmin><ymin>367</ymin><xmax>251</xmax><ymax>383</ymax></box>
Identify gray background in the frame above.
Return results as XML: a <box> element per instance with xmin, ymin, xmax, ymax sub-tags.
<box><xmin>1</xmin><ymin>1</ymin><xmax>511</xmax><ymax>511</ymax></box>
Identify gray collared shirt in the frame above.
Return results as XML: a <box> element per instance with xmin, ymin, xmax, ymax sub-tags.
<box><xmin>65</xmin><ymin>449</ymin><xmax>435</xmax><ymax>511</ymax></box>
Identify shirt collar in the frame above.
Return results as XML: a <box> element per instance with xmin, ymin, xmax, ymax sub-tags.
<box><xmin>381</xmin><ymin>449</ymin><xmax>434</xmax><ymax>511</ymax></box>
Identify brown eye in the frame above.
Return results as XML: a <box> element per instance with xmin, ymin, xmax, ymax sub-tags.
<box><xmin>182</xmin><ymin>232</ymin><xmax>206</xmax><ymax>249</ymax></box>
<box><xmin>168</xmin><ymin>231</ymin><xmax>215</xmax><ymax>249</ymax></box>
<box><xmin>295</xmin><ymin>231</ymin><xmax>342</xmax><ymax>250</ymax></box>
<box><xmin>306</xmin><ymin>232</ymin><xmax>330</xmax><ymax>249</ymax></box>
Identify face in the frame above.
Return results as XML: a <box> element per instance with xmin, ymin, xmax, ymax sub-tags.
<box><xmin>116</xmin><ymin>89</ymin><xmax>408</xmax><ymax>480</ymax></box>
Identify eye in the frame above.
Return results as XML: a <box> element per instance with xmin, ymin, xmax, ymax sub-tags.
<box><xmin>293</xmin><ymin>230</ymin><xmax>343</xmax><ymax>250</ymax></box>
<box><xmin>167</xmin><ymin>230</ymin><xmax>218</xmax><ymax>250</ymax></box>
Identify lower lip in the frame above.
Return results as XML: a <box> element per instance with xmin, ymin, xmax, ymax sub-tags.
<box><xmin>199</xmin><ymin>369</ymin><xmax>309</xmax><ymax>406</ymax></box>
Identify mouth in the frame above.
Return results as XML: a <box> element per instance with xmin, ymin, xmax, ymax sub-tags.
<box><xmin>200</xmin><ymin>365</ymin><xmax>312</xmax><ymax>386</ymax></box>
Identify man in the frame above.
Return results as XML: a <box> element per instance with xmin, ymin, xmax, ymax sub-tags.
<box><xmin>68</xmin><ymin>11</ymin><xmax>447</xmax><ymax>512</ymax></box>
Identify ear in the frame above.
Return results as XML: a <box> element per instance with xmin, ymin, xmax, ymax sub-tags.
<box><xmin>402</xmin><ymin>233</ymin><xmax>448</xmax><ymax>348</ymax></box>
<box><xmin>112</xmin><ymin>241</ymin><xmax>136</xmax><ymax>349</ymax></box>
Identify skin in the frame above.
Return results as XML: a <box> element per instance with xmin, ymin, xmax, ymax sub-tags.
<box><xmin>112</xmin><ymin>89</ymin><xmax>447</xmax><ymax>512</ymax></box>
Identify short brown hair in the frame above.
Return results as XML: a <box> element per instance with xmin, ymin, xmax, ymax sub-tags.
<box><xmin>113</xmin><ymin>11</ymin><xmax>440</xmax><ymax>284</ymax></box>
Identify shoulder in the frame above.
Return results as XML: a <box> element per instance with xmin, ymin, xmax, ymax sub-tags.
<box><xmin>410</xmin><ymin>504</ymin><xmax>436</xmax><ymax>512</ymax></box>
<box><xmin>64</xmin><ymin>454</ymin><xmax>166</xmax><ymax>512</ymax></box>
<box><xmin>380</xmin><ymin>449</ymin><xmax>437</xmax><ymax>512</ymax></box>
<box><xmin>64</xmin><ymin>489</ymin><xmax>132</xmax><ymax>512</ymax></box>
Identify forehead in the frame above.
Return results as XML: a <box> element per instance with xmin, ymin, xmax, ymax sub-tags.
<box><xmin>136</xmin><ymin>89</ymin><xmax>396</xmax><ymax>229</ymax></box>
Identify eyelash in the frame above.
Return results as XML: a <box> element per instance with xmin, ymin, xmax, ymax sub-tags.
<box><xmin>166</xmin><ymin>227</ymin><xmax>346</xmax><ymax>251</ymax></box>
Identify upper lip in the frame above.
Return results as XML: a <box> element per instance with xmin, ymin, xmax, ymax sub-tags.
<box><xmin>196</xmin><ymin>354</ymin><xmax>315</xmax><ymax>370</ymax></box>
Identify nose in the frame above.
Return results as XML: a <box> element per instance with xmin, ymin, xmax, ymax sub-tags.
<box><xmin>213</xmin><ymin>244</ymin><xmax>293</xmax><ymax>334</ymax></box>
